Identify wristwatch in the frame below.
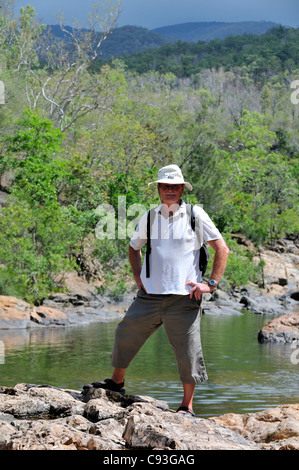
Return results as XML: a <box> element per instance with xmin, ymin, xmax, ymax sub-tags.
<box><xmin>208</xmin><ymin>279</ymin><xmax>217</xmax><ymax>289</ymax></box>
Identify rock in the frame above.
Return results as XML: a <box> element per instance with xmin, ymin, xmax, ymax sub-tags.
<box><xmin>30</xmin><ymin>306</ymin><xmax>69</xmax><ymax>326</ymax></box>
<box><xmin>203</xmin><ymin>303</ymin><xmax>243</xmax><ymax>316</ymax></box>
<box><xmin>209</xmin><ymin>404</ymin><xmax>299</xmax><ymax>450</ymax></box>
<box><xmin>253</xmin><ymin>243</ymin><xmax>299</xmax><ymax>291</ymax></box>
<box><xmin>290</xmin><ymin>291</ymin><xmax>299</xmax><ymax>301</ymax></box>
<box><xmin>258</xmin><ymin>311</ymin><xmax>299</xmax><ymax>345</ymax></box>
<box><xmin>239</xmin><ymin>284</ymin><xmax>296</xmax><ymax>315</ymax></box>
<box><xmin>0</xmin><ymin>295</ymin><xmax>124</xmax><ymax>330</ymax></box>
<box><xmin>0</xmin><ymin>383</ymin><xmax>260</xmax><ymax>451</ymax></box>
<box><xmin>123</xmin><ymin>402</ymin><xmax>257</xmax><ymax>450</ymax></box>
<box><xmin>202</xmin><ymin>289</ymin><xmax>244</xmax><ymax>316</ymax></box>
<box><xmin>62</xmin><ymin>272</ymin><xmax>96</xmax><ymax>301</ymax></box>
<box><xmin>0</xmin><ymin>296</ymin><xmax>31</xmax><ymax>329</ymax></box>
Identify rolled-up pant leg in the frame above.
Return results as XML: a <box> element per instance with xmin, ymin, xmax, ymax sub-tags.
<box><xmin>110</xmin><ymin>289</ymin><xmax>163</xmax><ymax>369</ymax></box>
<box><xmin>111</xmin><ymin>290</ymin><xmax>208</xmax><ymax>385</ymax></box>
<box><xmin>162</xmin><ymin>295</ymin><xmax>208</xmax><ymax>384</ymax></box>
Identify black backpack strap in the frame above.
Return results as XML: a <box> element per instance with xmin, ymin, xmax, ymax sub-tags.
<box><xmin>146</xmin><ymin>210</ymin><xmax>151</xmax><ymax>278</ymax></box>
<box><xmin>190</xmin><ymin>204</ymin><xmax>195</xmax><ymax>231</ymax></box>
<box><xmin>188</xmin><ymin>204</ymin><xmax>209</xmax><ymax>277</ymax></box>
<box><xmin>145</xmin><ymin>208</ymin><xmax>155</xmax><ymax>278</ymax></box>
<box><xmin>199</xmin><ymin>243</ymin><xmax>209</xmax><ymax>276</ymax></box>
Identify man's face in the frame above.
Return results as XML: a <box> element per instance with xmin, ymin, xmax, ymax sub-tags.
<box><xmin>158</xmin><ymin>183</ymin><xmax>185</xmax><ymax>207</ymax></box>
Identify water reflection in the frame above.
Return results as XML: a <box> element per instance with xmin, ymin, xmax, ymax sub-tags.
<box><xmin>0</xmin><ymin>310</ymin><xmax>298</xmax><ymax>417</ymax></box>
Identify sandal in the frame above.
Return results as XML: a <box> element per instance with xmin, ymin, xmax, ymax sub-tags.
<box><xmin>82</xmin><ymin>378</ymin><xmax>125</xmax><ymax>395</ymax></box>
<box><xmin>176</xmin><ymin>406</ymin><xmax>195</xmax><ymax>416</ymax></box>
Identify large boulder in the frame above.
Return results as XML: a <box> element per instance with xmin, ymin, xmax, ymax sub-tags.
<box><xmin>210</xmin><ymin>404</ymin><xmax>299</xmax><ymax>450</ymax></box>
<box><xmin>258</xmin><ymin>311</ymin><xmax>299</xmax><ymax>345</ymax></box>
<box><xmin>253</xmin><ymin>239</ymin><xmax>299</xmax><ymax>292</ymax></box>
<box><xmin>0</xmin><ymin>296</ymin><xmax>69</xmax><ymax>329</ymax></box>
<box><xmin>0</xmin><ymin>296</ymin><xmax>31</xmax><ymax>329</ymax></box>
<box><xmin>30</xmin><ymin>306</ymin><xmax>69</xmax><ymax>327</ymax></box>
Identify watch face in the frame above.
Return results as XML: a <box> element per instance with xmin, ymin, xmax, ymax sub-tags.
<box><xmin>209</xmin><ymin>280</ymin><xmax>217</xmax><ymax>286</ymax></box>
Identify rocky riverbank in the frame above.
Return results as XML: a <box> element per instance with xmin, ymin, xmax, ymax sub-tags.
<box><xmin>0</xmin><ymin>237</ymin><xmax>298</xmax><ymax>451</ymax></box>
<box><xmin>1</xmin><ymin>328</ymin><xmax>297</xmax><ymax>452</ymax></box>
<box><xmin>0</xmin><ymin>383</ymin><xmax>298</xmax><ymax>451</ymax></box>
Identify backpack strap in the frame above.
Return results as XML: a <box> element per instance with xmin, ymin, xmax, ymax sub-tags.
<box><xmin>190</xmin><ymin>204</ymin><xmax>196</xmax><ymax>231</ymax></box>
<box><xmin>188</xmin><ymin>204</ymin><xmax>209</xmax><ymax>277</ymax></box>
<box><xmin>146</xmin><ymin>208</ymin><xmax>155</xmax><ymax>278</ymax></box>
<box><xmin>146</xmin><ymin>210</ymin><xmax>151</xmax><ymax>278</ymax></box>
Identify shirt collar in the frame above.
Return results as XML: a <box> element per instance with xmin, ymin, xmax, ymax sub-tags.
<box><xmin>157</xmin><ymin>200</ymin><xmax>186</xmax><ymax>218</ymax></box>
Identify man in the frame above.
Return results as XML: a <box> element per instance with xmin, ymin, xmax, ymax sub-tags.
<box><xmin>83</xmin><ymin>165</ymin><xmax>229</xmax><ymax>415</ymax></box>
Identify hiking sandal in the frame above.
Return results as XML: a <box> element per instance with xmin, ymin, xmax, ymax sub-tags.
<box><xmin>176</xmin><ymin>406</ymin><xmax>195</xmax><ymax>416</ymax></box>
<box><xmin>82</xmin><ymin>378</ymin><xmax>125</xmax><ymax>395</ymax></box>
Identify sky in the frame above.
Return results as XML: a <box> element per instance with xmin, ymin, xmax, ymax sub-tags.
<box><xmin>13</xmin><ymin>0</ymin><xmax>299</xmax><ymax>29</ymax></box>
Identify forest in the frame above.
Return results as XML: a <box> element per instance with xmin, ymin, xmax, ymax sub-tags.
<box><xmin>106</xmin><ymin>25</ymin><xmax>299</xmax><ymax>79</ymax></box>
<box><xmin>0</xmin><ymin>2</ymin><xmax>298</xmax><ymax>303</ymax></box>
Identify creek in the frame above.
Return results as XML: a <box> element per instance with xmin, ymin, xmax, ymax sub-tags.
<box><xmin>0</xmin><ymin>309</ymin><xmax>298</xmax><ymax>417</ymax></box>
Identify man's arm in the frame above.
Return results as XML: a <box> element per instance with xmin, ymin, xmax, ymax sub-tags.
<box><xmin>186</xmin><ymin>238</ymin><xmax>229</xmax><ymax>300</ymax></box>
<box><xmin>129</xmin><ymin>245</ymin><xmax>146</xmax><ymax>291</ymax></box>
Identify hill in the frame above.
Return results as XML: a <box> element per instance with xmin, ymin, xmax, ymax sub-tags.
<box><xmin>45</xmin><ymin>24</ymin><xmax>169</xmax><ymax>59</ymax></box>
<box><xmin>115</xmin><ymin>26</ymin><xmax>299</xmax><ymax>79</ymax></box>
<box><xmin>45</xmin><ymin>21</ymin><xmax>278</xmax><ymax>60</ymax></box>
<box><xmin>152</xmin><ymin>21</ymin><xmax>278</xmax><ymax>42</ymax></box>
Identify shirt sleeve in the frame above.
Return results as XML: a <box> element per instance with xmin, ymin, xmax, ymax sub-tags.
<box><xmin>129</xmin><ymin>211</ymin><xmax>148</xmax><ymax>250</ymax></box>
<box><xmin>193</xmin><ymin>205</ymin><xmax>223</xmax><ymax>242</ymax></box>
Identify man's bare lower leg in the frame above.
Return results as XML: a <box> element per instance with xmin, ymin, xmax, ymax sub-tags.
<box><xmin>111</xmin><ymin>368</ymin><xmax>126</xmax><ymax>384</ymax></box>
<box><xmin>179</xmin><ymin>382</ymin><xmax>195</xmax><ymax>412</ymax></box>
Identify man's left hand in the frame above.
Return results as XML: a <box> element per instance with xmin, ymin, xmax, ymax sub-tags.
<box><xmin>186</xmin><ymin>281</ymin><xmax>214</xmax><ymax>300</ymax></box>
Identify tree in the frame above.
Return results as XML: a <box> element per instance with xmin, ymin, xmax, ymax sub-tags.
<box><xmin>5</xmin><ymin>2</ymin><xmax>121</xmax><ymax>131</ymax></box>
<box><xmin>1</xmin><ymin>109</ymin><xmax>67</xmax><ymax>206</ymax></box>
<box><xmin>0</xmin><ymin>110</ymin><xmax>84</xmax><ymax>301</ymax></box>
<box><xmin>222</xmin><ymin>110</ymin><xmax>298</xmax><ymax>242</ymax></box>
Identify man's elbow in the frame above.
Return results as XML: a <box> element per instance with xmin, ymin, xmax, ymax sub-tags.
<box><xmin>209</xmin><ymin>238</ymin><xmax>230</xmax><ymax>256</ymax></box>
<box><xmin>223</xmin><ymin>242</ymin><xmax>230</xmax><ymax>256</ymax></box>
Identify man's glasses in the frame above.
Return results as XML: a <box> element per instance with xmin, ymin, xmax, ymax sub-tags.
<box><xmin>158</xmin><ymin>184</ymin><xmax>183</xmax><ymax>191</ymax></box>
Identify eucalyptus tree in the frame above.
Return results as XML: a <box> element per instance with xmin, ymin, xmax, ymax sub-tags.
<box><xmin>2</xmin><ymin>1</ymin><xmax>122</xmax><ymax>131</ymax></box>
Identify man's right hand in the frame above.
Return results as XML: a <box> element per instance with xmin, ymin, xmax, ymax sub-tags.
<box><xmin>134</xmin><ymin>275</ymin><xmax>147</xmax><ymax>292</ymax></box>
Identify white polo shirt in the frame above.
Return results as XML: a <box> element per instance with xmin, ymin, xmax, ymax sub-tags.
<box><xmin>130</xmin><ymin>202</ymin><xmax>222</xmax><ymax>295</ymax></box>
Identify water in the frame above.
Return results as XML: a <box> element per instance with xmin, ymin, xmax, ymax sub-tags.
<box><xmin>0</xmin><ymin>309</ymin><xmax>298</xmax><ymax>417</ymax></box>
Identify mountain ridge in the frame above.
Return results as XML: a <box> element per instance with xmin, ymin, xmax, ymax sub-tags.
<box><xmin>45</xmin><ymin>20</ymin><xmax>281</xmax><ymax>59</ymax></box>
<box><xmin>152</xmin><ymin>20</ymin><xmax>278</xmax><ymax>42</ymax></box>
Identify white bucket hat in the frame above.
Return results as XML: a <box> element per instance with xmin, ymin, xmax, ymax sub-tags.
<box><xmin>148</xmin><ymin>164</ymin><xmax>192</xmax><ymax>190</ymax></box>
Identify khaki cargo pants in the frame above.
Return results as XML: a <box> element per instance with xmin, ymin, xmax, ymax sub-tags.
<box><xmin>111</xmin><ymin>288</ymin><xmax>208</xmax><ymax>384</ymax></box>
